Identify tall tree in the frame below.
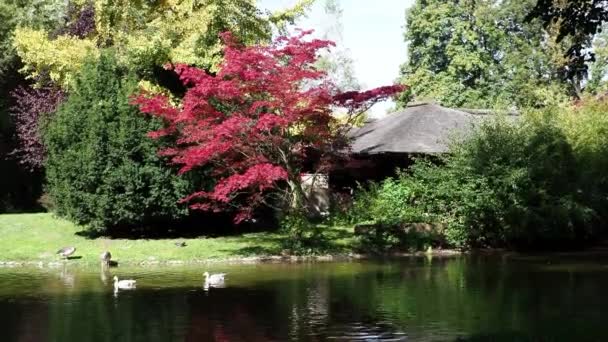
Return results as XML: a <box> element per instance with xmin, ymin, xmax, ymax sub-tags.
<box><xmin>527</xmin><ymin>0</ymin><xmax>608</xmax><ymax>84</ymax></box>
<box><xmin>585</xmin><ymin>24</ymin><xmax>608</xmax><ymax>95</ymax></box>
<box><xmin>398</xmin><ymin>0</ymin><xmax>571</xmax><ymax>109</ymax></box>
<box><xmin>134</xmin><ymin>31</ymin><xmax>403</xmax><ymax>222</ymax></box>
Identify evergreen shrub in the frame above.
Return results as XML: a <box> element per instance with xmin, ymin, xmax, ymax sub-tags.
<box><xmin>44</xmin><ymin>52</ymin><xmax>194</xmax><ymax>230</ymax></box>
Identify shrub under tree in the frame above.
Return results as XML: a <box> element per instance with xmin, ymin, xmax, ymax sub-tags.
<box><xmin>349</xmin><ymin>111</ymin><xmax>604</xmax><ymax>250</ymax></box>
<box><xmin>44</xmin><ymin>52</ymin><xmax>194</xmax><ymax>230</ymax></box>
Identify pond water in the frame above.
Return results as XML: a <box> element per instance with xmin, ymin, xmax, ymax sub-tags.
<box><xmin>1</xmin><ymin>255</ymin><xmax>608</xmax><ymax>341</ymax></box>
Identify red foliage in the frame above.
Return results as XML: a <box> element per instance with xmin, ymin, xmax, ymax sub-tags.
<box><xmin>134</xmin><ymin>30</ymin><xmax>404</xmax><ymax>222</ymax></box>
<box><xmin>10</xmin><ymin>86</ymin><xmax>65</xmax><ymax>170</ymax></box>
<box><xmin>334</xmin><ymin>85</ymin><xmax>407</xmax><ymax>114</ymax></box>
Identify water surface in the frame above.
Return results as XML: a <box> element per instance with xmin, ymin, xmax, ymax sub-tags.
<box><xmin>1</xmin><ymin>255</ymin><xmax>608</xmax><ymax>341</ymax></box>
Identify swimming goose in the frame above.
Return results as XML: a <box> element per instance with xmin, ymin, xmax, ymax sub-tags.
<box><xmin>113</xmin><ymin>276</ymin><xmax>136</xmax><ymax>289</ymax></box>
<box><xmin>203</xmin><ymin>272</ymin><xmax>226</xmax><ymax>289</ymax></box>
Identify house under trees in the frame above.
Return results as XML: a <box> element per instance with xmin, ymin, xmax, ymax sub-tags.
<box><xmin>330</xmin><ymin>102</ymin><xmax>517</xmax><ymax>189</ymax></box>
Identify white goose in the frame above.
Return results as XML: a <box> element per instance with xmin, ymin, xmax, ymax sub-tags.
<box><xmin>203</xmin><ymin>272</ymin><xmax>226</xmax><ymax>289</ymax></box>
<box><xmin>113</xmin><ymin>276</ymin><xmax>136</xmax><ymax>290</ymax></box>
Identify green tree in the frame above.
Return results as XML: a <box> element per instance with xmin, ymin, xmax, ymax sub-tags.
<box><xmin>585</xmin><ymin>25</ymin><xmax>608</xmax><ymax>94</ymax></box>
<box><xmin>44</xmin><ymin>52</ymin><xmax>195</xmax><ymax>230</ymax></box>
<box><xmin>398</xmin><ymin>0</ymin><xmax>570</xmax><ymax>109</ymax></box>
<box><xmin>527</xmin><ymin>0</ymin><xmax>606</xmax><ymax>86</ymax></box>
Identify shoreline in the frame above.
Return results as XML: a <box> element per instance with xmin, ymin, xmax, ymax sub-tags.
<box><xmin>2</xmin><ymin>247</ymin><xmax>608</xmax><ymax>269</ymax></box>
<box><xmin>0</xmin><ymin>249</ymin><xmax>465</xmax><ymax>268</ymax></box>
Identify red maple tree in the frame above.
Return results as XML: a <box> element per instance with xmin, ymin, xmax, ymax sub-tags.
<box><xmin>134</xmin><ymin>30</ymin><xmax>405</xmax><ymax>222</ymax></box>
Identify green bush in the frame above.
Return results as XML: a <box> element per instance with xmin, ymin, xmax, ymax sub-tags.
<box><xmin>556</xmin><ymin>99</ymin><xmax>608</xmax><ymax>222</ymax></box>
<box><xmin>350</xmin><ymin>110</ymin><xmax>604</xmax><ymax>250</ymax></box>
<box><xmin>43</xmin><ymin>52</ymin><xmax>195</xmax><ymax>230</ymax></box>
<box><xmin>449</xmin><ymin>114</ymin><xmax>594</xmax><ymax>248</ymax></box>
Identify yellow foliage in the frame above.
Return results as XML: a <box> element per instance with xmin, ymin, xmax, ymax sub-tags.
<box><xmin>556</xmin><ymin>98</ymin><xmax>608</xmax><ymax>157</ymax></box>
<box><xmin>334</xmin><ymin>111</ymin><xmax>368</xmax><ymax>128</ymax></box>
<box><xmin>137</xmin><ymin>79</ymin><xmax>181</xmax><ymax>106</ymax></box>
<box><xmin>13</xmin><ymin>0</ymin><xmax>313</xmax><ymax>88</ymax></box>
<box><xmin>270</xmin><ymin>0</ymin><xmax>315</xmax><ymax>31</ymax></box>
<box><xmin>13</xmin><ymin>27</ymin><xmax>98</xmax><ymax>88</ymax></box>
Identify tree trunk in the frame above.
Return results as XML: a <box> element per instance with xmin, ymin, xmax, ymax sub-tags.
<box><xmin>288</xmin><ymin>178</ymin><xmax>308</xmax><ymax>212</ymax></box>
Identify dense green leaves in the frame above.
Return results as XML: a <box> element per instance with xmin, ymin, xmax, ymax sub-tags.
<box><xmin>398</xmin><ymin>0</ymin><xmax>571</xmax><ymax>109</ymax></box>
<box><xmin>527</xmin><ymin>0</ymin><xmax>607</xmax><ymax>82</ymax></box>
<box><xmin>349</xmin><ymin>103</ymin><xmax>608</xmax><ymax>250</ymax></box>
<box><xmin>44</xmin><ymin>53</ymin><xmax>194</xmax><ymax>230</ymax></box>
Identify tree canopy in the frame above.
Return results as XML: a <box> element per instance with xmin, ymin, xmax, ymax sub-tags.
<box><xmin>12</xmin><ymin>0</ymin><xmax>314</xmax><ymax>89</ymax></box>
<box><xmin>527</xmin><ymin>0</ymin><xmax>608</xmax><ymax>82</ymax></box>
<box><xmin>7</xmin><ymin>0</ymin><xmax>315</xmax><ymax>168</ymax></box>
<box><xmin>397</xmin><ymin>0</ymin><xmax>573</xmax><ymax>109</ymax></box>
<box><xmin>134</xmin><ymin>31</ymin><xmax>403</xmax><ymax>222</ymax></box>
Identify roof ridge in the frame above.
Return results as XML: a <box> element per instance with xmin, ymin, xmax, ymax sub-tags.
<box><xmin>406</xmin><ymin>101</ymin><xmax>436</xmax><ymax>108</ymax></box>
<box><xmin>454</xmin><ymin>107</ymin><xmax>520</xmax><ymax>116</ymax></box>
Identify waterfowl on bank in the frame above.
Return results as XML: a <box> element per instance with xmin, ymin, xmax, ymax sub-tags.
<box><xmin>203</xmin><ymin>272</ymin><xmax>226</xmax><ymax>289</ymax></box>
<box><xmin>57</xmin><ymin>246</ymin><xmax>76</xmax><ymax>259</ymax></box>
<box><xmin>174</xmin><ymin>241</ymin><xmax>187</xmax><ymax>247</ymax></box>
<box><xmin>113</xmin><ymin>276</ymin><xmax>136</xmax><ymax>289</ymax></box>
<box><xmin>100</xmin><ymin>251</ymin><xmax>112</xmax><ymax>265</ymax></box>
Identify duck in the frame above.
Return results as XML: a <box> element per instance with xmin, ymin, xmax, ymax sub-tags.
<box><xmin>57</xmin><ymin>246</ymin><xmax>76</xmax><ymax>259</ymax></box>
<box><xmin>113</xmin><ymin>276</ymin><xmax>136</xmax><ymax>290</ymax></box>
<box><xmin>203</xmin><ymin>271</ymin><xmax>226</xmax><ymax>289</ymax></box>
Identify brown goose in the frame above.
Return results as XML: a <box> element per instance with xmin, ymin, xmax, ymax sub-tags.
<box><xmin>57</xmin><ymin>246</ymin><xmax>76</xmax><ymax>259</ymax></box>
<box><xmin>100</xmin><ymin>251</ymin><xmax>112</xmax><ymax>265</ymax></box>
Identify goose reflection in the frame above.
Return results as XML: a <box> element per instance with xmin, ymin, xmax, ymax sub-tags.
<box><xmin>100</xmin><ymin>264</ymin><xmax>111</xmax><ymax>285</ymax></box>
<box><xmin>59</xmin><ymin>265</ymin><xmax>75</xmax><ymax>288</ymax></box>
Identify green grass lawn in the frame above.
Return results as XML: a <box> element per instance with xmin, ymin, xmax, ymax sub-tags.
<box><xmin>0</xmin><ymin>213</ymin><xmax>356</xmax><ymax>265</ymax></box>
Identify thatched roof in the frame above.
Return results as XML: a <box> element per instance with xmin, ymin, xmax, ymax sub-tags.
<box><xmin>349</xmin><ymin>103</ymin><xmax>501</xmax><ymax>155</ymax></box>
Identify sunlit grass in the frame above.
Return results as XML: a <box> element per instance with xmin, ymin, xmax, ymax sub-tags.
<box><xmin>0</xmin><ymin>213</ymin><xmax>355</xmax><ymax>264</ymax></box>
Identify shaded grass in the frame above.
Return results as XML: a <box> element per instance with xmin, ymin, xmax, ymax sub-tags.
<box><xmin>0</xmin><ymin>213</ymin><xmax>356</xmax><ymax>264</ymax></box>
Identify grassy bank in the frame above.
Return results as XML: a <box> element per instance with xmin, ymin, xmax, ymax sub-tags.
<box><xmin>0</xmin><ymin>214</ymin><xmax>356</xmax><ymax>265</ymax></box>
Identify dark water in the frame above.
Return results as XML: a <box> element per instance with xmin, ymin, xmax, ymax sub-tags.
<box><xmin>1</xmin><ymin>255</ymin><xmax>608</xmax><ymax>341</ymax></box>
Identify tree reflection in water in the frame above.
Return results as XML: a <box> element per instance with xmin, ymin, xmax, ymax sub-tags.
<box><xmin>1</xmin><ymin>256</ymin><xmax>608</xmax><ymax>341</ymax></box>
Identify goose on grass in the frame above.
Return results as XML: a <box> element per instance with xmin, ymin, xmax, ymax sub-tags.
<box><xmin>100</xmin><ymin>251</ymin><xmax>112</xmax><ymax>266</ymax></box>
<box><xmin>57</xmin><ymin>246</ymin><xmax>76</xmax><ymax>259</ymax></box>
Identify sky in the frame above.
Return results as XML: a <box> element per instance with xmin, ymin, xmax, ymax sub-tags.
<box><xmin>257</xmin><ymin>0</ymin><xmax>415</xmax><ymax>116</ymax></box>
